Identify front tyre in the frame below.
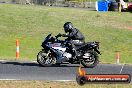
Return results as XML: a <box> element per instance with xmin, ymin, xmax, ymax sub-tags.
<box><xmin>37</xmin><ymin>50</ymin><xmax>56</xmax><ymax>67</ymax></box>
<box><xmin>81</xmin><ymin>51</ymin><xmax>99</xmax><ymax>68</ymax></box>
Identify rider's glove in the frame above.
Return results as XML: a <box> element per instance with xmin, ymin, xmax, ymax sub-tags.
<box><xmin>57</xmin><ymin>33</ymin><xmax>62</xmax><ymax>37</ymax></box>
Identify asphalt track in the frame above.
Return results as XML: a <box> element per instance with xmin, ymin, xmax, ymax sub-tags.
<box><xmin>0</xmin><ymin>60</ymin><xmax>132</xmax><ymax>81</ymax></box>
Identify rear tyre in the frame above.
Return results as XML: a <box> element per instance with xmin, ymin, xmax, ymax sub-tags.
<box><xmin>81</xmin><ymin>51</ymin><xmax>99</xmax><ymax>68</ymax></box>
<box><xmin>109</xmin><ymin>2</ymin><xmax>119</xmax><ymax>11</ymax></box>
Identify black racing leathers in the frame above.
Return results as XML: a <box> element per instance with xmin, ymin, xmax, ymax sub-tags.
<box><xmin>62</xmin><ymin>28</ymin><xmax>85</xmax><ymax>41</ymax></box>
<box><xmin>61</xmin><ymin>28</ymin><xmax>85</xmax><ymax>60</ymax></box>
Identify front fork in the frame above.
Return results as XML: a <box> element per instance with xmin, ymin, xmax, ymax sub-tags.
<box><xmin>94</xmin><ymin>48</ymin><xmax>101</xmax><ymax>55</ymax></box>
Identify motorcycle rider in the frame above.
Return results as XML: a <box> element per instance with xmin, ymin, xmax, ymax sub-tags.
<box><xmin>57</xmin><ymin>22</ymin><xmax>85</xmax><ymax>60</ymax></box>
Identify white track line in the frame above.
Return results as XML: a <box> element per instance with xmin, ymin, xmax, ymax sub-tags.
<box><xmin>0</xmin><ymin>60</ymin><xmax>7</xmax><ymax>62</ymax></box>
<box><xmin>0</xmin><ymin>78</ymin><xmax>74</xmax><ymax>81</ymax></box>
<box><xmin>0</xmin><ymin>79</ymin><xmax>18</xmax><ymax>80</ymax></box>
<box><xmin>120</xmin><ymin>64</ymin><xmax>124</xmax><ymax>74</ymax></box>
<box><xmin>31</xmin><ymin>61</ymin><xmax>37</xmax><ymax>63</ymax></box>
<box><xmin>0</xmin><ymin>60</ymin><xmax>37</xmax><ymax>63</ymax></box>
<box><xmin>53</xmin><ymin>80</ymin><xmax>75</xmax><ymax>82</ymax></box>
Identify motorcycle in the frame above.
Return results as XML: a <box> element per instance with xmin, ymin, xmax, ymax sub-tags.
<box><xmin>37</xmin><ymin>33</ymin><xmax>101</xmax><ymax>68</ymax></box>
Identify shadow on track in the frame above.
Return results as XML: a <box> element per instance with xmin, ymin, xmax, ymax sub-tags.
<box><xmin>0</xmin><ymin>61</ymin><xmax>80</xmax><ymax>67</ymax></box>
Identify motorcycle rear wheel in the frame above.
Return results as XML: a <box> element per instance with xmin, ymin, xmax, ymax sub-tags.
<box><xmin>37</xmin><ymin>50</ymin><xmax>56</xmax><ymax>67</ymax></box>
<box><xmin>81</xmin><ymin>51</ymin><xmax>99</xmax><ymax>68</ymax></box>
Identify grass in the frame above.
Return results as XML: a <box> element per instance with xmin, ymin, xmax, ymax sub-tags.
<box><xmin>0</xmin><ymin>0</ymin><xmax>132</xmax><ymax>3</ymax></box>
<box><xmin>0</xmin><ymin>81</ymin><xmax>132</xmax><ymax>88</ymax></box>
<box><xmin>0</xmin><ymin>4</ymin><xmax>132</xmax><ymax>63</ymax></box>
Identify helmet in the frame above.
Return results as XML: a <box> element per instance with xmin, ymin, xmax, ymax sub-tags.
<box><xmin>63</xmin><ymin>22</ymin><xmax>74</xmax><ymax>33</ymax></box>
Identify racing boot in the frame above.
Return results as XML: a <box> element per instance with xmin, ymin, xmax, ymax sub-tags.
<box><xmin>72</xmin><ymin>48</ymin><xmax>77</xmax><ymax>60</ymax></box>
<box><xmin>69</xmin><ymin>48</ymin><xmax>77</xmax><ymax>63</ymax></box>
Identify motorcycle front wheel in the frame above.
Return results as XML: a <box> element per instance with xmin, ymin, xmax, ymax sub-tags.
<box><xmin>37</xmin><ymin>50</ymin><xmax>56</xmax><ymax>67</ymax></box>
<box><xmin>81</xmin><ymin>51</ymin><xmax>99</xmax><ymax>68</ymax></box>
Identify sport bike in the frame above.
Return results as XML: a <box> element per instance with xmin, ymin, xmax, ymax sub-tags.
<box><xmin>37</xmin><ymin>33</ymin><xmax>101</xmax><ymax>68</ymax></box>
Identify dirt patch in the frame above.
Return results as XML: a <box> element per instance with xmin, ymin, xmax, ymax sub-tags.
<box><xmin>111</xmin><ymin>24</ymin><xmax>132</xmax><ymax>31</ymax></box>
<box><xmin>127</xmin><ymin>27</ymin><xmax>132</xmax><ymax>31</ymax></box>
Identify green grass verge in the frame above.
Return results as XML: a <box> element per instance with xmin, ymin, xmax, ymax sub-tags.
<box><xmin>0</xmin><ymin>81</ymin><xmax>132</xmax><ymax>88</ymax></box>
<box><xmin>0</xmin><ymin>4</ymin><xmax>132</xmax><ymax>63</ymax></box>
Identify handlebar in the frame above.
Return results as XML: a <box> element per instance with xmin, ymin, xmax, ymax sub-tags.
<box><xmin>55</xmin><ymin>35</ymin><xmax>59</xmax><ymax>39</ymax></box>
<box><xmin>55</xmin><ymin>33</ymin><xmax>62</xmax><ymax>39</ymax></box>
